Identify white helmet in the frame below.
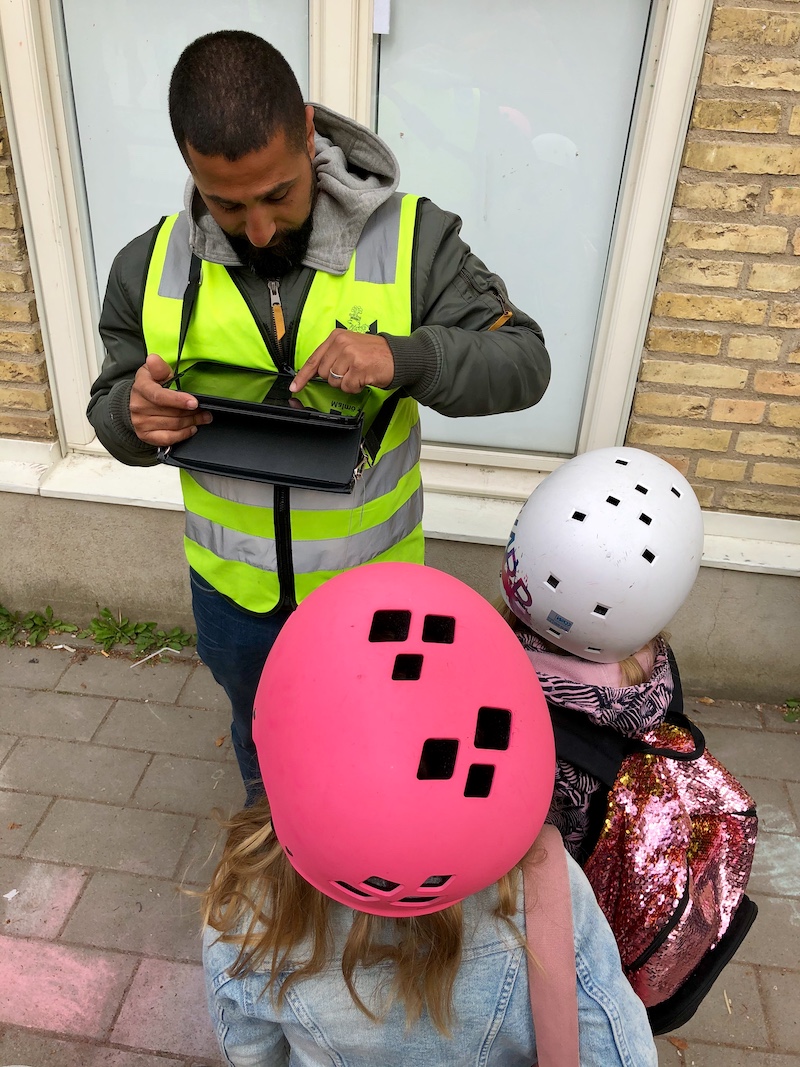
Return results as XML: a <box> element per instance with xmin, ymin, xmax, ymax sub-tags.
<box><xmin>501</xmin><ymin>447</ymin><xmax>704</xmax><ymax>663</ymax></box>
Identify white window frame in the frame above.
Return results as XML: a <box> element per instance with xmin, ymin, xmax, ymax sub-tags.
<box><xmin>1</xmin><ymin>0</ymin><xmax>798</xmax><ymax>576</ymax></box>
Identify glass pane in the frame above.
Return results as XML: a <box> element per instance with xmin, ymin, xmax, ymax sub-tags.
<box><xmin>57</xmin><ymin>1</ymin><xmax>308</xmax><ymax>304</ymax></box>
<box><xmin>376</xmin><ymin>0</ymin><xmax>652</xmax><ymax>453</ymax></box>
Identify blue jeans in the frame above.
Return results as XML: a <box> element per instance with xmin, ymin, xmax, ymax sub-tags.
<box><xmin>190</xmin><ymin>569</ymin><xmax>292</xmax><ymax>804</ymax></box>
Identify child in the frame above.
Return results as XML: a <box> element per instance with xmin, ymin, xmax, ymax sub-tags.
<box><xmin>202</xmin><ymin>561</ymin><xmax>657</xmax><ymax>1066</ymax></box>
<box><xmin>500</xmin><ymin>446</ymin><xmax>705</xmax><ymax>862</ymax></box>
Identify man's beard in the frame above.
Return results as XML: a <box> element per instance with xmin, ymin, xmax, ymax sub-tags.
<box><xmin>225</xmin><ymin>198</ymin><xmax>315</xmax><ymax>279</ymax></box>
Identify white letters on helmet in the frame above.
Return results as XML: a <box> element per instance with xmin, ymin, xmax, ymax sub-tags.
<box><xmin>501</xmin><ymin>447</ymin><xmax>704</xmax><ymax>663</ymax></box>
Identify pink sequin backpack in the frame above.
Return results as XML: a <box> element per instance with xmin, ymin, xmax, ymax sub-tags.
<box><xmin>549</xmin><ymin>652</ymin><xmax>758</xmax><ymax>1035</ymax></box>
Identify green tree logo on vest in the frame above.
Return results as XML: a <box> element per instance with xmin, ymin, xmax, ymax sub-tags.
<box><xmin>336</xmin><ymin>305</ymin><xmax>378</xmax><ymax>334</ymax></box>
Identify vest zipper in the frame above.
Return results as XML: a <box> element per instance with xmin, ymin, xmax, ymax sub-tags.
<box><xmin>226</xmin><ymin>269</ymin><xmax>293</xmax><ymax>374</ymax></box>
<box><xmin>265</xmin><ymin>278</ymin><xmax>297</xmax><ymax>612</ymax></box>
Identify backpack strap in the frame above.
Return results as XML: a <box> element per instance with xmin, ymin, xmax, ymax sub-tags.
<box><xmin>523</xmin><ymin>825</ymin><xmax>580</xmax><ymax>1067</ymax></box>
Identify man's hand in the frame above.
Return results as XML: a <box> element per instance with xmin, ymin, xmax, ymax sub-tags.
<box><xmin>290</xmin><ymin>329</ymin><xmax>395</xmax><ymax>394</ymax></box>
<box><xmin>130</xmin><ymin>353</ymin><xmax>212</xmax><ymax>446</ymax></box>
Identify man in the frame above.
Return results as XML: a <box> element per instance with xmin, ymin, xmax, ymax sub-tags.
<box><xmin>88</xmin><ymin>30</ymin><xmax>550</xmax><ymax>803</ymax></box>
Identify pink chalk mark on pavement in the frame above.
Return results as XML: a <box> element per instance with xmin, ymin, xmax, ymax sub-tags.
<box><xmin>1</xmin><ymin>863</ymin><xmax>87</xmax><ymax>939</ymax></box>
<box><xmin>0</xmin><ymin>935</ymin><xmax>136</xmax><ymax>1037</ymax></box>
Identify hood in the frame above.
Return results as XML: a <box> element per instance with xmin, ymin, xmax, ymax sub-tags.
<box><xmin>184</xmin><ymin>103</ymin><xmax>400</xmax><ymax>276</ymax></box>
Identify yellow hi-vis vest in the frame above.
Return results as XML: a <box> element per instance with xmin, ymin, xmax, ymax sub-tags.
<box><xmin>141</xmin><ymin>192</ymin><xmax>424</xmax><ymax>613</ymax></box>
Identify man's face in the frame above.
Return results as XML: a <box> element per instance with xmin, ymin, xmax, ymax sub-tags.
<box><xmin>186</xmin><ymin>105</ymin><xmax>316</xmax><ymax>277</ymax></box>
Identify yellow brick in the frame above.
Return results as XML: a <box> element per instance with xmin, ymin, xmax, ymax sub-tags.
<box><xmin>645</xmin><ymin>327</ymin><xmax>722</xmax><ymax>355</ymax></box>
<box><xmin>789</xmin><ymin>348</ymin><xmax>800</xmax><ymax>363</ymax></box>
<box><xmin>722</xmin><ymin>488</ymin><xmax>800</xmax><ymax>517</ymax></box>
<box><xmin>767</xmin><ymin>187</ymin><xmax>800</xmax><ymax>215</ymax></box>
<box><xmin>0</xmin><ymin>202</ymin><xmax>22</xmax><ymax>230</ymax></box>
<box><xmin>692</xmin><ymin>485</ymin><xmax>717</xmax><ymax>508</ymax></box>
<box><xmin>736</xmin><ymin>431</ymin><xmax>800</xmax><ymax>458</ymax></box>
<box><xmin>692</xmin><ymin>98</ymin><xmax>781</xmax><ymax>133</ymax></box>
<box><xmin>633</xmin><ymin>391</ymin><xmax>709</xmax><ymax>419</ymax></box>
<box><xmin>702</xmin><ymin>55</ymin><xmax>800</xmax><ymax>92</ymax></box>
<box><xmin>770</xmin><ymin>302</ymin><xmax>800</xmax><ymax>328</ymax></box>
<box><xmin>754</xmin><ymin>369</ymin><xmax>800</xmax><ymax>395</ymax></box>
<box><xmin>0</xmin><ymin>233</ymin><xmax>27</xmax><ymax>258</ymax></box>
<box><xmin>675</xmin><ymin>181</ymin><xmax>759</xmax><ymax>213</ymax></box>
<box><xmin>710</xmin><ymin>8</ymin><xmax>800</xmax><ymax>47</ymax></box>
<box><xmin>794</xmin><ymin>228</ymin><xmax>800</xmax><ymax>255</ymax></box>
<box><xmin>769</xmin><ymin>402</ymin><xmax>800</xmax><ymax>428</ymax></box>
<box><xmin>0</xmin><ymin>269</ymin><xmax>32</xmax><ymax>293</ymax></box>
<box><xmin>711</xmin><ymin>398</ymin><xmax>766</xmax><ymax>423</ymax></box>
<box><xmin>661</xmin><ymin>256</ymin><xmax>742</xmax><ymax>288</ymax></box>
<box><xmin>641</xmin><ymin>359</ymin><xmax>748</xmax><ymax>389</ymax></box>
<box><xmin>728</xmin><ymin>334</ymin><xmax>782</xmax><ymax>360</ymax></box>
<box><xmin>684</xmin><ymin>142</ymin><xmax>800</xmax><ymax>176</ymax></box>
<box><xmin>0</xmin><ymin>356</ymin><xmax>48</xmax><ymax>383</ymax></box>
<box><xmin>667</xmin><ymin>221</ymin><xmax>787</xmax><ymax>254</ymax></box>
<box><xmin>0</xmin><ymin>410</ymin><xmax>56</xmax><ymax>439</ymax></box>
<box><xmin>696</xmin><ymin>457</ymin><xmax>747</xmax><ymax>481</ymax></box>
<box><xmin>752</xmin><ymin>462</ymin><xmax>800</xmax><ymax>487</ymax></box>
<box><xmin>652</xmin><ymin>292</ymin><xmax>767</xmax><ymax>325</ymax></box>
<box><xmin>747</xmin><ymin>262</ymin><xmax>800</xmax><ymax>292</ymax></box>
<box><xmin>628</xmin><ymin>422</ymin><xmax>732</xmax><ymax>451</ymax></box>
<box><xmin>0</xmin><ymin>295</ymin><xmax>37</xmax><ymax>325</ymax></box>
<box><xmin>0</xmin><ymin>327</ymin><xmax>43</xmax><ymax>354</ymax></box>
<box><xmin>790</xmin><ymin>106</ymin><xmax>800</xmax><ymax>136</ymax></box>
<box><xmin>0</xmin><ymin>163</ymin><xmax>13</xmax><ymax>195</ymax></box>
<box><xmin>0</xmin><ymin>383</ymin><xmax>51</xmax><ymax>411</ymax></box>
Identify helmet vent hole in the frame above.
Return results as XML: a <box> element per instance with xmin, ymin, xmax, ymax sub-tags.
<box><xmin>639</xmin><ymin>512</ymin><xmax>652</xmax><ymax>525</ymax></box>
<box><xmin>422</xmin><ymin>614</ymin><xmax>456</xmax><ymax>644</ymax></box>
<box><xmin>572</xmin><ymin>510</ymin><xmax>586</xmax><ymax>522</ymax></box>
<box><xmin>642</xmin><ymin>548</ymin><xmax>656</xmax><ymax>564</ymax></box>
<box><xmin>417</xmin><ymin>738</ymin><xmax>459</xmax><ymax>779</ymax></box>
<box><xmin>615</xmin><ymin>458</ymin><xmax>629</xmax><ymax>466</ymax></box>
<box><xmin>606</xmin><ymin>495</ymin><xmax>620</xmax><ymax>507</ymax></box>
<box><xmin>336</xmin><ymin>880</ymin><xmax>370</xmax><ymax>898</ymax></box>
<box><xmin>464</xmin><ymin>764</ymin><xmax>495</xmax><ymax>798</ymax></box>
<box><xmin>546</xmin><ymin>574</ymin><xmax>560</xmax><ymax>589</ymax></box>
<box><xmin>592</xmin><ymin>604</ymin><xmax>610</xmax><ymax>617</ymax></box>
<box><xmin>586</xmin><ymin>646</ymin><xmax>602</xmax><ymax>653</ymax></box>
<box><xmin>635</xmin><ymin>483</ymin><xmax>648</xmax><ymax>495</ymax></box>
<box><xmin>421</xmin><ymin>875</ymin><xmax>451</xmax><ymax>887</ymax></box>
<box><xmin>547</xmin><ymin>627</ymin><xmax>562</xmax><ymax>638</ymax></box>
<box><xmin>393</xmin><ymin>653</ymin><xmax>423</xmax><ymax>680</ymax></box>
<box><xmin>671</xmin><ymin>486</ymin><xmax>681</xmax><ymax>497</ymax></box>
<box><xmin>364</xmin><ymin>876</ymin><xmax>400</xmax><ymax>892</ymax></box>
<box><xmin>369</xmin><ymin>610</ymin><xmax>411</xmax><ymax>642</ymax></box>
<box><xmin>398</xmin><ymin>896</ymin><xmax>437</xmax><ymax>903</ymax></box>
<box><xmin>475</xmin><ymin>707</ymin><xmax>511</xmax><ymax>750</ymax></box>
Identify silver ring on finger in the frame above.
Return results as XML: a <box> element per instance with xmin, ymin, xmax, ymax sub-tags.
<box><xmin>329</xmin><ymin>370</ymin><xmax>344</xmax><ymax>380</ymax></box>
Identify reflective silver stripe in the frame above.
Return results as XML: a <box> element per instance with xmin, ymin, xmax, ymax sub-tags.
<box><xmin>184</xmin><ymin>485</ymin><xmax>422</xmax><ymax>574</ymax></box>
<box><xmin>158</xmin><ymin>212</ymin><xmax>191</xmax><ymax>299</ymax></box>
<box><xmin>190</xmin><ymin>421</ymin><xmax>421</xmax><ymax>512</ymax></box>
<box><xmin>293</xmin><ymin>487</ymin><xmax>423</xmax><ymax>572</ymax></box>
<box><xmin>185</xmin><ymin>514</ymin><xmax>278</xmax><ymax>573</ymax></box>
<box><xmin>354</xmin><ymin>193</ymin><xmax>403</xmax><ymax>284</ymax></box>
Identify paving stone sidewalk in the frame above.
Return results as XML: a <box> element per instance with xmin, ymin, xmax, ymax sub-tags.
<box><xmin>0</xmin><ymin>644</ymin><xmax>798</xmax><ymax>1066</ymax></box>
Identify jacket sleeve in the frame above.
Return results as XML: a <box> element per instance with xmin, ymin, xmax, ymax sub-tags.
<box><xmin>86</xmin><ymin>227</ymin><xmax>162</xmax><ymax>466</ymax></box>
<box><xmin>567</xmin><ymin>857</ymin><xmax>658</xmax><ymax>1067</ymax></box>
<box><xmin>382</xmin><ymin>199</ymin><xmax>551</xmax><ymax>417</ymax></box>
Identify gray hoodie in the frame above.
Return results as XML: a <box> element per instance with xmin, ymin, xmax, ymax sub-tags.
<box><xmin>88</xmin><ymin>104</ymin><xmax>550</xmax><ymax>465</ymax></box>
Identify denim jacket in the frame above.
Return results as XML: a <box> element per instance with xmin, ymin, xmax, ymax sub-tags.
<box><xmin>204</xmin><ymin>855</ymin><xmax>657</xmax><ymax>1067</ymax></box>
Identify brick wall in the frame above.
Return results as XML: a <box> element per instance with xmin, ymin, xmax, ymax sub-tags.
<box><xmin>0</xmin><ymin>90</ymin><xmax>55</xmax><ymax>440</ymax></box>
<box><xmin>628</xmin><ymin>1</ymin><xmax>800</xmax><ymax>517</ymax></box>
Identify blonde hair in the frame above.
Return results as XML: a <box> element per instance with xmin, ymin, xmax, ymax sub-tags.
<box><xmin>495</xmin><ymin>597</ymin><xmax>663</xmax><ymax>686</ymax></box>
<box><xmin>202</xmin><ymin>799</ymin><xmax>528</xmax><ymax>1036</ymax></box>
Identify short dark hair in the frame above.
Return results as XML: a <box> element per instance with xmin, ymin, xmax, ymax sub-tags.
<box><xmin>168</xmin><ymin>31</ymin><xmax>307</xmax><ymax>161</ymax></box>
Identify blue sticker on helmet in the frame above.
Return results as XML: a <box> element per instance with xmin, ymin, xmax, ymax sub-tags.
<box><xmin>546</xmin><ymin>610</ymin><xmax>573</xmax><ymax>632</ymax></box>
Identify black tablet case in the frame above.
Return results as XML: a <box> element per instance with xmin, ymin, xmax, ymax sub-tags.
<box><xmin>158</xmin><ymin>364</ymin><xmax>367</xmax><ymax>493</ymax></box>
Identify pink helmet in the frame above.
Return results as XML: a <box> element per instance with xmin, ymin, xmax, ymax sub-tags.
<box><xmin>254</xmin><ymin>562</ymin><xmax>555</xmax><ymax>917</ymax></box>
